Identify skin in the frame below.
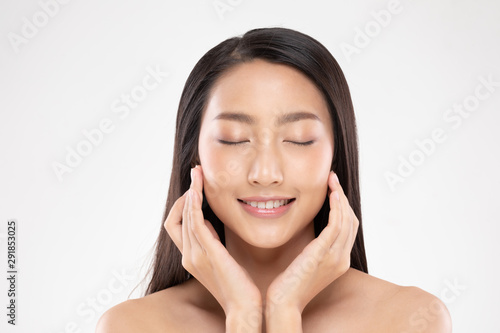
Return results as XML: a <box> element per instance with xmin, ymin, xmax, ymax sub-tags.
<box><xmin>96</xmin><ymin>60</ymin><xmax>452</xmax><ymax>332</ymax></box>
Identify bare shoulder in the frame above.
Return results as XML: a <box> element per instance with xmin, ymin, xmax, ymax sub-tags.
<box><xmin>95</xmin><ymin>298</ymin><xmax>144</xmax><ymax>333</ymax></box>
<box><xmin>347</xmin><ymin>269</ymin><xmax>452</xmax><ymax>332</ymax></box>
<box><xmin>388</xmin><ymin>284</ymin><xmax>452</xmax><ymax>333</ymax></box>
<box><xmin>95</xmin><ymin>279</ymin><xmax>224</xmax><ymax>333</ymax></box>
<box><xmin>95</xmin><ymin>289</ymin><xmax>177</xmax><ymax>333</ymax></box>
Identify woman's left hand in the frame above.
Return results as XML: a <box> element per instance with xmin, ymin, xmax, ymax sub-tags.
<box><xmin>265</xmin><ymin>171</ymin><xmax>359</xmax><ymax>328</ymax></box>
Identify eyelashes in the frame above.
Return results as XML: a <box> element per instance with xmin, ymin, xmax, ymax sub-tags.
<box><xmin>218</xmin><ymin>140</ymin><xmax>314</xmax><ymax>146</ymax></box>
<box><xmin>287</xmin><ymin>141</ymin><xmax>314</xmax><ymax>146</ymax></box>
<box><xmin>218</xmin><ymin>140</ymin><xmax>249</xmax><ymax>145</ymax></box>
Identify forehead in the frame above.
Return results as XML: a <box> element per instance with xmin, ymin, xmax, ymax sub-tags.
<box><xmin>202</xmin><ymin>59</ymin><xmax>332</xmax><ymax>127</ymax></box>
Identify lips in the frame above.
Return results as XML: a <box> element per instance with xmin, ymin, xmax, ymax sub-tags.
<box><xmin>237</xmin><ymin>197</ymin><xmax>296</xmax><ymax>218</ymax></box>
<box><xmin>240</xmin><ymin>199</ymin><xmax>293</xmax><ymax>209</ymax></box>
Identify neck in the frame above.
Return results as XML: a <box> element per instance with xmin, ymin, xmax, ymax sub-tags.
<box><xmin>224</xmin><ymin>222</ymin><xmax>316</xmax><ymax>299</ymax></box>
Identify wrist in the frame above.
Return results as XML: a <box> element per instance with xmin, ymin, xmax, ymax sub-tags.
<box><xmin>265</xmin><ymin>304</ymin><xmax>302</xmax><ymax>332</ymax></box>
<box><xmin>265</xmin><ymin>290</ymin><xmax>304</xmax><ymax>317</ymax></box>
<box><xmin>225</xmin><ymin>305</ymin><xmax>262</xmax><ymax>333</ymax></box>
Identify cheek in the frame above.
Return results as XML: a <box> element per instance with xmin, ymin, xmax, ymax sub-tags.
<box><xmin>292</xmin><ymin>143</ymin><xmax>333</xmax><ymax>179</ymax></box>
<box><xmin>198</xmin><ymin>142</ymin><xmax>243</xmax><ymax>199</ymax></box>
<box><xmin>292</xmin><ymin>144</ymin><xmax>332</xmax><ymax>202</ymax></box>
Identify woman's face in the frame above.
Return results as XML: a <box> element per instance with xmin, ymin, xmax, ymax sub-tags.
<box><xmin>198</xmin><ymin>59</ymin><xmax>334</xmax><ymax>249</ymax></box>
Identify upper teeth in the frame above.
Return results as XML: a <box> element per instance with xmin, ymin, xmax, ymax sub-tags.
<box><xmin>242</xmin><ymin>199</ymin><xmax>292</xmax><ymax>209</ymax></box>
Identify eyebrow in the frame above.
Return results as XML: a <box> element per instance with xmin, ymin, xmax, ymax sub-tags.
<box><xmin>213</xmin><ymin>111</ymin><xmax>321</xmax><ymax>126</ymax></box>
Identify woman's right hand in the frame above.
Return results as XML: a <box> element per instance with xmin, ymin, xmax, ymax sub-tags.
<box><xmin>164</xmin><ymin>165</ymin><xmax>262</xmax><ymax>332</ymax></box>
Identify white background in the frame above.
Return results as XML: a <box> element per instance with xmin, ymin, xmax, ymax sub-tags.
<box><xmin>1</xmin><ymin>0</ymin><xmax>499</xmax><ymax>332</ymax></box>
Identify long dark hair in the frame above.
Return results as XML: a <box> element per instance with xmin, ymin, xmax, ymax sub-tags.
<box><xmin>144</xmin><ymin>27</ymin><xmax>367</xmax><ymax>296</ymax></box>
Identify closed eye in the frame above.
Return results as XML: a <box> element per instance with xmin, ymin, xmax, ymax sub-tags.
<box><xmin>287</xmin><ymin>140</ymin><xmax>315</xmax><ymax>146</ymax></box>
<box><xmin>218</xmin><ymin>140</ymin><xmax>315</xmax><ymax>146</ymax></box>
<box><xmin>218</xmin><ymin>140</ymin><xmax>249</xmax><ymax>145</ymax></box>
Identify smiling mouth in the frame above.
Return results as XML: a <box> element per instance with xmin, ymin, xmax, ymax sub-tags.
<box><xmin>237</xmin><ymin>198</ymin><xmax>296</xmax><ymax>209</ymax></box>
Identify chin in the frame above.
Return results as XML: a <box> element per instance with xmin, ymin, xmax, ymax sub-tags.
<box><xmin>224</xmin><ymin>219</ymin><xmax>313</xmax><ymax>250</ymax></box>
<box><xmin>241</xmin><ymin>233</ymin><xmax>290</xmax><ymax>249</ymax></box>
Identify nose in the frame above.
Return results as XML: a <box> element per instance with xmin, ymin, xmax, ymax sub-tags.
<box><xmin>247</xmin><ymin>144</ymin><xmax>284</xmax><ymax>187</ymax></box>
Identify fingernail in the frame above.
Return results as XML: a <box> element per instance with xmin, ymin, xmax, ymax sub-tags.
<box><xmin>334</xmin><ymin>191</ymin><xmax>340</xmax><ymax>201</ymax></box>
<box><xmin>190</xmin><ymin>167</ymin><xmax>194</xmax><ymax>182</ymax></box>
<box><xmin>333</xmin><ymin>173</ymin><xmax>339</xmax><ymax>184</ymax></box>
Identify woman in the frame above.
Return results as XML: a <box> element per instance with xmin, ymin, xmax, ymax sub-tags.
<box><xmin>97</xmin><ymin>27</ymin><xmax>451</xmax><ymax>332</ymax></box>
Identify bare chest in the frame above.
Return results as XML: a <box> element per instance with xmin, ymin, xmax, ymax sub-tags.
<box><xmin>155</xmin><ymin>307</ymin><xmax>395</xmax><ymax>333</ymax></box>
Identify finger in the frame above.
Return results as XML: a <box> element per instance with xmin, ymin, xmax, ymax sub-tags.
<box><xmin>329</xmin><ymin>172</ymin><xmax>351</xmax><ymax>214</ymax></box>
<box><xmin>182</xmin><ymin>185</ymin><xmax>192</xmax><ymax>254</ymax></box>
<box><xmin>329</xmin><ymin>171</ymin><xmax>344</xmax><ymax>196</ymax></box>
<box><xmin>327</xmin><ymin>173</ymin><xmax>332</xmax><ymax>197</ymax></box>
<box><xmin>328</xmin><ymin>188</ymin><xmax>343</xmax><ymax>248</ymax></box>
<box><xmin>344</xmin><ymin>208</ymin><xmax>359</xmax><ymax>251</ymax></box>
<box><xmin>189</xmin><ymin>183</ymin><xmax>222</xmax><ymax>253</ymax></box>
<box><xmin>187</xmin><ymin>188</ymin><xmax>207</xmax><ymax>255</ymax></box>
<box><xmin>189</xmin><ymin>166</ymin><xmax>215</xmax><ymax>247</ymax></box>
<box><xmin>192</xmin><ymin>165</ymin><xmax>204</xmax><ymax>198</ymax></box>
<box><xmin>186</xmin><ymin>168</ymin><xmax>205</xmax><ymax>256</ymax></box>
<box><xmin>331</xmin><ymin>193</ymin><xmax>354</xmax><ymax>251</ymax></box>
<box><xmin>188</xmin><ymin>167</ymin><xmax>204</xmax><ymax>246</ymax></box>
<box><xmin>331</xmin><ymin>180</ymin><xmax>355</xmax><ymax>252</ymax></box>
<box><xmin>164</xmin><ymin>192</ymin><xmax>188</xmax><ymax>253</ymax></box>
<box><xmin>317</xmin><ymin>172</ymin><xmax>342</xmax><ymax>248</ymax></box>
<box><xmin>332</xmin><ymin>207</ymin><xmax>352</xmax><ymax>253</ymax></box>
